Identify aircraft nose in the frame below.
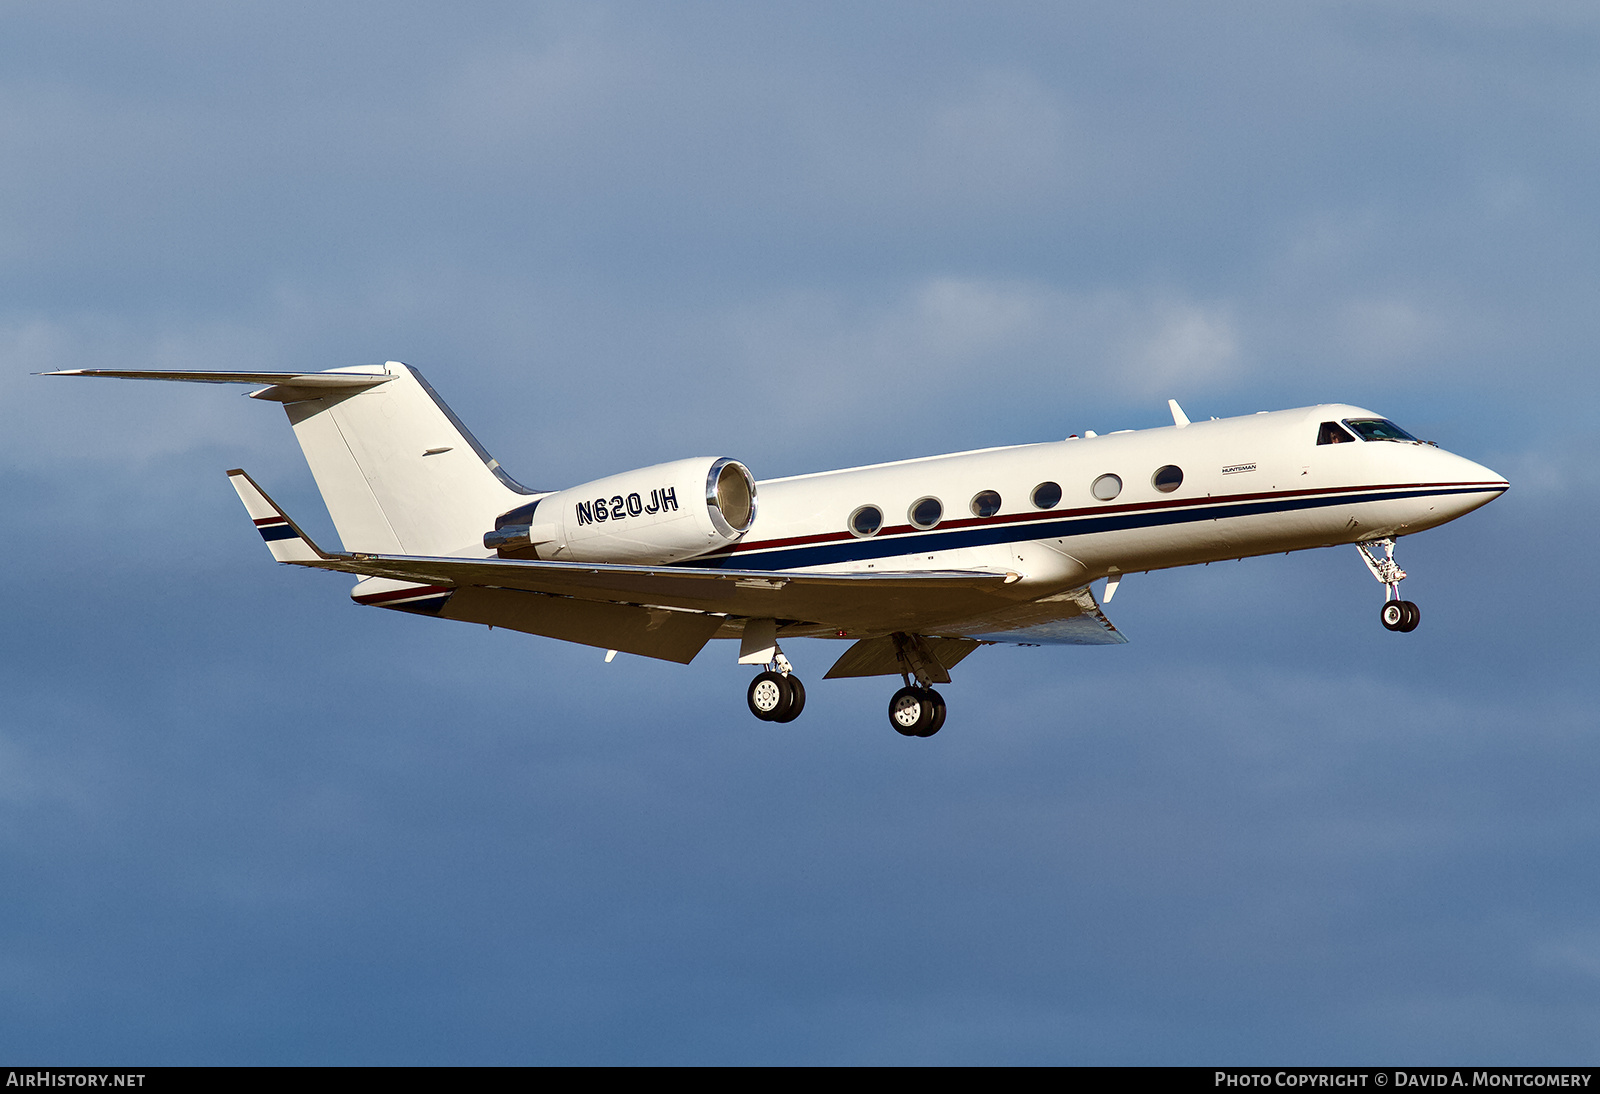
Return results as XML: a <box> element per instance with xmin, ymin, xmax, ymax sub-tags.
<box><xmin>1447</xmin><ymin>449</ymin><xmax>1508</xmax><ymax>492</ymax></box>
<box><xmin>1428</xmin><ymin>446</ymin><xmax>1508</xmax><ymax>521</ymax></box>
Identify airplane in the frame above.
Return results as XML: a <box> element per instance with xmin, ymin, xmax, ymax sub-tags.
<box><xmin>46</xmin><ymin>362</ymin><xmax>1508</xmax><ymax>737</ymax></box>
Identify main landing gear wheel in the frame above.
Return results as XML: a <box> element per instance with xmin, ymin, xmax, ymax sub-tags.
<box><xmin>1381</xmin><ymin>599</ymin><xmax>1421</xmax><ymax>633</ymax></box>
<box><xmin>773</xmin><ymin>674</ymin><xmax>806</xmax><ymax>723</ymax></box>
<box><xmin>888</xmin><ymin>686</ymin><xmax>946</xmax><ymax>738</ymax></box>
<box><xmin>747</xmin><ymin>671</ymin><xmax>806</xmax><ymax>722</ymax></box>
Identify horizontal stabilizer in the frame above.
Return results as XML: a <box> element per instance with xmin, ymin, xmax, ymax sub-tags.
<box><xmin>226</xmin><ymin>469</ymin><xmax>332</xmax><ymax>563</ymax></box>
<box><xmin>42</xmin><ymin>368</ymin><xmax>392</xmax><ymax>403</ymax></box>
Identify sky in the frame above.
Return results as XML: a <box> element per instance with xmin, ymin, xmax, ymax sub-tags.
<box><xmin>2</xmin><ymin>1</ymin><xmax>1597</xmax><ymax>1065</ymax></box>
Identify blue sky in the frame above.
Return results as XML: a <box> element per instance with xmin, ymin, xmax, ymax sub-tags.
<box><xmin>3</xmin><ymin>1</ymin><xmax>1597</xmax><ymax>1064</ymax></box>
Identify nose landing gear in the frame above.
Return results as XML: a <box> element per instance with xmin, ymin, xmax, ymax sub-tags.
<box><xmin>1358</xmin><ymin>539</ymin><xmax>1420</xmax><ymax>633</ymax></box>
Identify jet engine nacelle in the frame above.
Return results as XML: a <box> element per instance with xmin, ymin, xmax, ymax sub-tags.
<box><xmin>485</xmin><ymin>456</ymin><xmax>757</xmax><ymax>564</ymax></box>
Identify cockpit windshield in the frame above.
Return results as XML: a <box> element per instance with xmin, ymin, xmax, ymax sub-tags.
<box><xmin>1342</xmin><ymin>418</ymin><xmax>1420</xmax><ymax>443</ymax></box>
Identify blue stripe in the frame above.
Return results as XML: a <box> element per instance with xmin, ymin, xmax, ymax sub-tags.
<box><xmin>258</xmin><ymin>524</ymin><xmax>298</xmax><ymax>542</ymax></box>
<box><xmin>380</xmin><ymin>594</ymin><xmax>452</xmax><ymax>616</ymax></box>
<box><xmin>692</xmin><ymin>484</ymin><xmax>1496</xmax><ymax>572</ymax></box>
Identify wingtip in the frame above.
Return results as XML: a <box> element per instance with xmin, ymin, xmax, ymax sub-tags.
<box><xmin>226</xmin><ymin>469</ymin><xmax>333</xmax><ymax>563</ymax></box>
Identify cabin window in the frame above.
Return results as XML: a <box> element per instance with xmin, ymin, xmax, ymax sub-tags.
<box><xmin>1031</xmin><ymin>481</ymin><xmax>1062</xmax><ymax>509</ymax></box>
<box><xmin>1342</xmin><ymin>418</ymin><xmax>1419</xmax><ymax>443</ymax></box>
<box><xmin>909</xmin><ymin>497</ymin><xmax>943</xmax><ymax>529</ymax></box>
<box><xmin>1152</xmin><ymin>465</ymin><xmax>1183</xmax><ymax>493</ymax></box>
<box><xmin>970</xmin><ymin>490</ymin><xmax>1002</xmax><ymax>517</ymax></box>
<box><xmin>1091</xmin><ymin>474</ymin><xmax>1122</xmax><ymax>501</ymax></box>
<box><xmin>1317</xmin><ymin>421</ymin><xmax>1355</xmax><ymax>445</ymax></box>
<box><xmin>849</xmin><ymin>505</ymin><xmax>883</xmax><ymax>537</ymax></box>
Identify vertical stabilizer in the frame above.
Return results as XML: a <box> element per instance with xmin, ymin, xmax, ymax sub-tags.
<box><xmin>281</xmin><ymin>362</ymin><xmax>537</xmax><ymax>556</ymax></box>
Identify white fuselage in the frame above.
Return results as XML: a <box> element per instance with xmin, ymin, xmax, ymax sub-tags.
<box><xmin>700</xmin><ymin>404</ymin><xmax>1503</xmax><ymax>627</ymax></box>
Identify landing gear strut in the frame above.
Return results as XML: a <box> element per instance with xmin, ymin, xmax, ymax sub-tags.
<box><xmin>746</xmin><ymin>649</ymin><xmax>806</xmax><ymax>723</ymax></box>
<box><xmin>1357</xmin><ymin>538</ymin><xmax>1420</xmax><ymax>633</ymax></box>
<box><xmin>884</xmin><ymin>634</ymin><xmax>951</xmax><ymax>737</ymax></box>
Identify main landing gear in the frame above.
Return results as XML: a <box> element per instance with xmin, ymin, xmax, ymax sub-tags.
<box><xmin>746</xmin><ymin>650</ymin><xmax>806</xmax><ymax>723</ymax></box>
<box><xmin>742</xmin><ymin>632</ymin><xmax>952</xmax><ymax>737</ymax></box>
<box><xmin>889</xmin><ymin>684</ymin><xmax>946</xmax><ymax>738</ymax></box>
<box><xmin>1357</xmin><ymin>538</ymin><xmax>1420</xmax><ymax>633</ymax></box>
<box><xmin>883</xmin><ymin>632</ymin><xmax>951</xmax><ymax>736</ymax></box>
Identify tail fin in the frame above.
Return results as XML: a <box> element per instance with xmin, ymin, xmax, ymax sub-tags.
<box><xmin>280</xmin><ymin>363</ymin><xmax>538</xmax><ymax>555</ymax></box>
<box><xmin>48</xmin><ymin>361</ymin><xmax>540</xmax><ymax>556</ymax></box>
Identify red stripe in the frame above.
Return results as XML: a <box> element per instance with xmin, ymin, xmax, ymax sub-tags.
<box><xmin>724</xmin><ymin>479</ymin><xmax>1508</xmax><ymax>555</ymax></box>
<box><xmin>353</xmin><ymin>584</ymin><xmax>452</xmax><ymax>605</ymax></box>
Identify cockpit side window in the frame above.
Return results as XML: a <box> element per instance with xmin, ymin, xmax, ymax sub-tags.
<box><xmin>1317</xmin><ymin>421</ymin><xmax>1355</xmax><ymax>445</ymax></box>
<box><xmin>1342</xmin><ymin>418</ymin><xmax>1419</xmax><ymax>443</ymax></box>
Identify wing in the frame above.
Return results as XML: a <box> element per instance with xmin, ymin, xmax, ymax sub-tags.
<box><xmin>227</xmin><ymin>468</ymin><xmax>1122</xmax><ymax>664</ymax></box>
<box><xmin>939</xmin><ymin>586</ymin><xmax>1128</xmax><ymax>646</ymax></box>
<box><xmin>309</xmin><ymin>552</ymin><xmax>1023</xmax><ymax>631</ymax></box>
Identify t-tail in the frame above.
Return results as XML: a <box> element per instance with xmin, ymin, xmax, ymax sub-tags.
<box><xmin>45</xmin><ymin>361</ymin><xmax>539</xmax><ymax>557</ymax></box>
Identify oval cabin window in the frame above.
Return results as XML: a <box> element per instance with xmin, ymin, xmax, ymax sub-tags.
<box><xmin>1152</xmin><ymin>465</ymin><xmax>1183</xmax><ymax>493</ymax></box>
<box><xmin>970</xmin><ymin>490</ymin><xmax>1002</xmax><ymax>517</ymax></box>
<box><xmin>849</xmin><ymin>505</ymin><xmax>883</xmax><ymax>537</ymax></box>
<box><xmin>1091</xmin><ymin>474</ymin><xmax>1122</xmax><ymax>501</ymax></box>
<box><xmin>909</xmin><ymin>497</ymin><xmax>943</xmax><ymax>529</ymax></box>
<box><xmin>1032</xmin><ymin>481</ymin><xmax>1062</xmax><ymax>509</ymax></box>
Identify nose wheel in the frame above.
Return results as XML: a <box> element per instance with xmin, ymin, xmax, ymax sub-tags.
<box><xmin>1358</xmin><ymin>539</ymin><xmax>1421</xmax><ymax>633</ymax></box>
<box><xmin>1381</xmin><ymin>599</ymin><xmax>1420</xmax><ymax>632</ymax></box>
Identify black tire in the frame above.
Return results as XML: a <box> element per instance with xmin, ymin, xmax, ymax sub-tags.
<box><xmin>1381</xmin><ymin>600</ymin><xmax>1407</xmax><ymax>631</ymax></box>
<box><xmin>1399</xmin><ymin>600</ymin><xmax>1421</xmax><ymax>632</ymax></box>
<box><xmin>773</xmin><ymin>675</ymin><xmax>806</xmax><ymax>722</ymax></box>
<box><xmin>748</xmin><ymin>671</ymin><xmax>791</xmax><ymax>721</ymax></box>
<box><xmin>889</xmin><ymin>686</ymin><xmax>932</xmax><ymax>736</ymax></box>
<box><xmin>919</xmin><ymin>688</ymin><xmax>947</xmax><ymax>737</ymax></box>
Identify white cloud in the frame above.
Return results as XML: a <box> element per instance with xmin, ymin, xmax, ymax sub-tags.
<box><xmin>1338</xmin><ymin>297</ymin><xmax>1446</xmax><ymax>365</ymax></box>
<box><xmin>724</xmin><ymin>277</ymin><xmax>1243</xmax><ymax>411</ymax></box>
<box><xmin>1111</xmin><ymin>298</ymin><xmax>1241</xmax><ymax>394</ymax></box>
<box><xmin>1536</xmin><ymin>934</ymin><xmax>1600</xmax><ymax>981</ymax></box>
